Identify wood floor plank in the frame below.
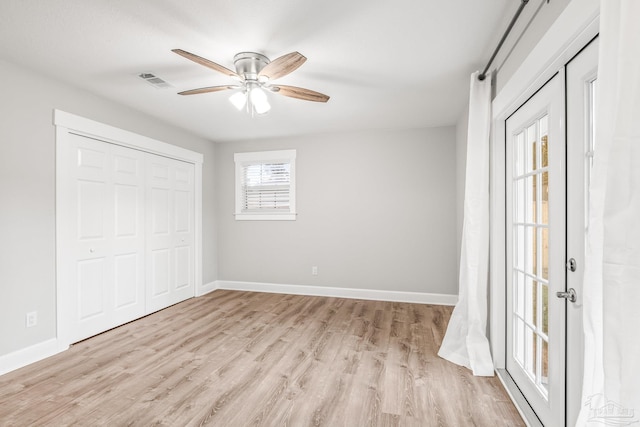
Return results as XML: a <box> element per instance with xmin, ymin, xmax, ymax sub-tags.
<box><xmin>0</xmin><ymin>290</ymin><xmax>525</xmax><ymax>426</ymax></box>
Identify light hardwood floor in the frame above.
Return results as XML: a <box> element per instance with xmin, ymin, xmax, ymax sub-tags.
<box><xmin>0</xmin><ymin>291</ymin><xmax>524</xmax><ymax>426</ymax></box>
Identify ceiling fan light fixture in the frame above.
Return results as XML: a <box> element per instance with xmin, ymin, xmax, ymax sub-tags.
<box><xmin>229</xmin><ymin>91</ymin><xmax>247</xmax><ymax>110</ymax></box>
<box><xmin>249</xmin><ymin>86</ymin><xmax>271</xmax><ymax>114</ymax></box>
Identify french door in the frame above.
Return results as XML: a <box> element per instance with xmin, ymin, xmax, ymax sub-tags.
<box><xmin>504</xmin><ymin>38</ymin><xmax>598</xmax><ymax>426</ymax></box>
<box><xmin>505</xmin><ymin>73</ymin><xmax>566</xmax><ymax>427</ymax></box>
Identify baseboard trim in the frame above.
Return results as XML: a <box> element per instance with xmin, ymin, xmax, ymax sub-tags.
<box><xmin>214</xmin><ymin>280</ymin><xmax>458</xmax><ymax>306</ymax></box>
<box><xmin>0</xmin><ymin>338</ymin><xmax>67</xmax><ymax>376</ymax></box>
<box><xmin>196</xmin><ymin>280</ymin><xmax>219</xmax><ymax>297</ymax></box>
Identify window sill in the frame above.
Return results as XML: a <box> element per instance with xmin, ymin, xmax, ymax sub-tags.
<box><xmin>235</xmin><ymin>213</ymin><xmax>297</xmax><ymax>221</ymax></box>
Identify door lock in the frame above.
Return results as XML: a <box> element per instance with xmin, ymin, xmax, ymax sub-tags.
<box><xmin>556</xmin><ymin>288</ymin><xmax>577</xmax><ymax>303</ymax></box>
<box><xmin>566</xmin><ymin>258</ymin><xmax>577</xmax><ymax>272</ymax></box>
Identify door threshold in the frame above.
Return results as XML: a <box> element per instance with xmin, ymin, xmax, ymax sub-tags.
<box><xmin>496</xmin><ymin>368</ymin><xmax>544</xmax><ymax>427</ymax></box>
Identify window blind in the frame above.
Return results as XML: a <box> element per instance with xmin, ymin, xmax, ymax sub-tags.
<box><xmin>240</xmin><ymin>162</ymin><xmax>291</xmax><ymax>212</ymax></box>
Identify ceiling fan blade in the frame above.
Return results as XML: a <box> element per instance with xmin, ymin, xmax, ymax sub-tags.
<box><xmin>273</xmin><ymin>85</ymin><xmax>330</xmax><ymax>103</ymax></box>
<box><xmin>258</xmin><ymin>52</ymin><xmax>306</xmax><ymax>81</ymax></box>
<box><xmin>177</xmin><ymin>85</ymin><xmax>237</xmax><ymax>96</ymax></box>
<box><xmin>172</xmin><ymin>49</ymin><xmax>239</xmax><ymax>79</ymax></box>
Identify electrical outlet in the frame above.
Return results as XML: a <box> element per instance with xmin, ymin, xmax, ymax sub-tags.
<box><xmin>311</xmin><ymin>266</ymin><xmax>318</xmax><ymax>276</ymax></box>
<box><xmin>26</xmin><ymin>311</ymin><xmax>38</xmax><ymax>328</ymax></box>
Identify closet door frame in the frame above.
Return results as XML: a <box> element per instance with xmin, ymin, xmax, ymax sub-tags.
<box><xmin>54</xmin><ymin>110</ymin><xmax>204</xmax><ymax>351</ymax></box>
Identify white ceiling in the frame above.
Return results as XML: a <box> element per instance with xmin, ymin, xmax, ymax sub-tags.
<box><xmin>0</xmin><ymin>0</ymin><xmax>515</xmax><ymax>142</ymax></box>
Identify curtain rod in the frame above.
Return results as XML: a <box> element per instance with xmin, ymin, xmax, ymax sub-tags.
<box><xmin>478</xmin><ymin>0</ymin><xmax>530</xmax><ymax>81</ymax></box>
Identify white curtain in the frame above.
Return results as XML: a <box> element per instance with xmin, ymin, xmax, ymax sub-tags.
<box><xmin>577</xmin><ymin>1</ymin><xmax>640</xmax><ymax>425</ymax></box>
<box><xmin>438</xmin><ymin>71</ymin><xmax>494</xmax><ymax>377</ymax></box>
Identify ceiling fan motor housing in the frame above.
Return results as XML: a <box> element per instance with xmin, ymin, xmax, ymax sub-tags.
<box><xmin>233</xmin><ymin>52</ymin><xmax>270</xmax><ymax>81</ymax></box>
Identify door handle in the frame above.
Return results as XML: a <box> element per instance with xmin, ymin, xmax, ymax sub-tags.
<box><xmin>556</xmin><ymin>288</ymin><xmax>577</xmax><ymax>303</ymax></box>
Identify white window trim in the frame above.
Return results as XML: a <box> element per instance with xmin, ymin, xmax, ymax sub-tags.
<box><xmin>234</xmin><ymin>149</ymin><xmax>296</xmax><ymax>221</ymax></box>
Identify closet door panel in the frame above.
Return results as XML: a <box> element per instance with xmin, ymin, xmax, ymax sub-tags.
<box><xmin>67</xmin><ymin>135</ymin><xmax>146</xmax><ymax>343</ymax></box>
<box><xmin>114</xmin><ymin>253</ymin><xmax>139</xmax><ymax>309</ymax></box>
<box><xmin>71</xmin><ymin>137</ymin><xmax>113</xmax><ymax>341</ymax></box>
<box><xmin>174</xmin><ymin>190</ymin><xmax>190</xmax><ymax>232</ymax></box>
<box><xmin>175</xmin><ymin>246</ymin><xmax>191</xmax><ymax>290</ymax></box>
<box><xmin>77</xmin><ymin>258</ymin><xmax>106</xmax><ymax>321</ymax></box>
<box><xmin>171</xmin><ymin>161</ymin><xmax>194</xmax><ymax>302</ymax></box>
<box><xmin>110</xmin><ymin>144</ymin><xmax>146</xmax><ymax>325</ymax></box>
<box><xmin>151</xmin><ymin>188</ymin><xmax>170</xmax><ymax>234</ymax></box>
<box><xmin>146</xmin><ymin>154</ymin><xmax>195</xmax><ymax>312</ymax></box>
<box><xmin>77</xmin><ymin>181</ymin><xmax>106</xmax><ymax>240</ymax></box>
<box><xmin>150</xmin><ymin>248</ymin><xmax>171</xmax><ymax>297</ymax></box>
<box><xmin>114</xmin><ymin>185</ymin><xmax>138</xmax><ymax>237</ymax></box>
<box><xmin>147</xmin><ymin>156</ymin><xmax>173</xmax><ymax>311</ymax></box>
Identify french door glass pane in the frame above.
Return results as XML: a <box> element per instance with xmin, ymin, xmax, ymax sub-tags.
<box><xmin>542</xmin><ymin>339</ymin><xmax>549</xmax><ymax>393</ymax></box>
<box><xmin>526</xmin><ymin>175</ymin><xmax>536</xmax><ymax>223</ymax></box>
<box><xmin>525</xmin><ymin>276</ymin><xmax>535</xmax><ymax>324</ymax></box>
<box><xmin>515</xmin><ymin>226</ymin><xmax>525</xmax><ymax>268</ymax></box>
<box><xmin>525</xmin><ymin>326</ymin><xmax>535</xmax><ymax>375</ymax></box>
<box><xmin>515</xmin><ymin>317</ymin><xmax>525</xmax><ymax>365</ymax></box>
<box><xmin>540</xmin><ymin>116</ymin><xmax>549</xmax><ymax>168</ymax></box>
<box><xmin>541</xmin><ymin>171</ymin><xmax>549</xmax><ymax>225</ymax></box>
<box><xmin>526</xmin><ymin>124</ymin><xmax>537</xmax><ymax>172</ymax></box>
<box><xmin>516</xmin><ymin>180</ymin><xmax>525</xmax><ymax>223</ymax></box>
<box><xmin>542</xmin><ymin>228</ymin><xmax>549</xmax><ymax>280</ymax></box>
<box><xmin>542</xmin><ymin>284</ymin><xmax>549</xmax><ymax>335</ymax></box>
<box><xmin>515</xmin><ymin>132</ymin><xmax>525</xmax><ymax>176</ymax></box>
<box><xmin>516</xmin><ymin>272</ymin><xmax>525</xmax><ymax>315</ymax></box>
<box><xmin>524</xmin><ymin>226</ymin><xmax>535</xmax><ymax>274</ymax></box>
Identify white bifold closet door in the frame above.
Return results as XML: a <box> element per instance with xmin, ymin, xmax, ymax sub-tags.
<box><xmin>68</xmin><ymin>134</ymin><xmax>146</xmax><ymax>342</ymax></box>
<box><xmin>64</xmin><ymin>133</ymin><xmax>194</xmax><ymax>343</ymax></box>
<box><xmin>146</xmin><ymin>153</ymin><xmax>195</xmax><ymax>313</ymax></box>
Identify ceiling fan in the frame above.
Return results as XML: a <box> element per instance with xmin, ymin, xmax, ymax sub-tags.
<box><xmin>172</xmin><ymin>49</ymin><xmax>330</xmax><ymax>115</ymax></box>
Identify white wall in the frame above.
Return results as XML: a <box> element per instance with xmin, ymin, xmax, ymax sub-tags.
<box><xmin>0</xmin><ymin>59</ymin><xmax>217</xmax><ymax>357</ymax></box>
<box><xmin>215</xmin><ymin>127</ymin><xmax>457</xmax><ymax>295</ymax></box>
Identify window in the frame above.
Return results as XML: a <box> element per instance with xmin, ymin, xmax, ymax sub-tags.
<box><xmin>234</xmin><ymin>149</ymin><xmax>296</xmax><ymax>220</ymax></box>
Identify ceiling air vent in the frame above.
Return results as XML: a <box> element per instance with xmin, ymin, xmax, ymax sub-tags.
<box><xmin>138</xmin><ymin>72</ymin><xmax>172</xmax><ymax>89</ymax></box>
